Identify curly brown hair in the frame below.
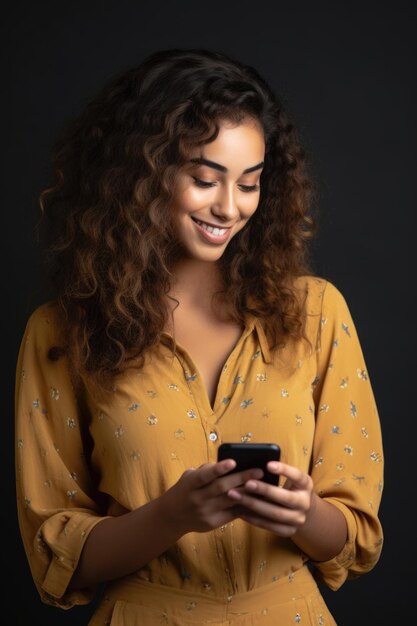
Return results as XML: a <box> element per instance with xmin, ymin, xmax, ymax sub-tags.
<box><xmin>39</xmin><ymin>47</ymin><xmax>317</xmax><ymax>390</ymax></box>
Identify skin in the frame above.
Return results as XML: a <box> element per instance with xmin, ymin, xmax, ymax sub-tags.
<box><xmin>167</xmin><ymin>116</ymin><xmax>265</xmax><ymax>311</ymax></box>
<box><xmin>171</xmin><ymin>117</ymin><xmax>265</xmax><ymax>264</ymax></box>
<box><xmin>69</xmin><ymin>117</ymin><xmax>347</xmax><ymax>590</ymax></box>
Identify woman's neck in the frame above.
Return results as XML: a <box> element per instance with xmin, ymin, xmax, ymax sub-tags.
<box><xmin>168</xmin><ymin>259</ymin><xmax>224</xmax><ymax>310</ymax></box>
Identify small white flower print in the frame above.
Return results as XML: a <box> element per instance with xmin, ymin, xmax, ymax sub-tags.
<box><xmin>370</xmin><ymin>451</ymin><xmax>382</xmax><ymax>462</ymax></box>
<box><xmin>357</xmin><ymin>368</ymin><xmax>368</xmax><ymax>380</ymax></box>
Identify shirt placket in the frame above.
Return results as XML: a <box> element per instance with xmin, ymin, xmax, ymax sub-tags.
<box><xmin>172</xmin><ymin>327</ymin><xmax>259</xmax><ymax>600</ymax></box>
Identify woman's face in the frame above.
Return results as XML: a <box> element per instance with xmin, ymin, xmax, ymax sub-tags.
<box><xmin>170</xmin><ymin>117</ymin><xmax>265</xmax><ymax>263</ymax></box>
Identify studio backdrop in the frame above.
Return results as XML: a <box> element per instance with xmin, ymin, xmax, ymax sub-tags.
<box><xmin>2</xmin><ymin>2</ymin><xmax>415</xmax><ymax>624</ymax></box>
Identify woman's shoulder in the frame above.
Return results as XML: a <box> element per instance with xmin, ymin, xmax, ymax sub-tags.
<box><xmin>23</xmin><ymin>300</ymin><xmax>63</xmax><ymax>344</ymax></box>
<box><xmin>293</xmin><ymin>274</ymin><xmax>348</xmax><ymax>315</ymax></box>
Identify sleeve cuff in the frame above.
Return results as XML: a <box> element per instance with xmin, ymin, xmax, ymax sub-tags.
<box><xmin>40</xmin><ymin>512</ymin><xmax>109</xmax><ymax>607</ymax></box>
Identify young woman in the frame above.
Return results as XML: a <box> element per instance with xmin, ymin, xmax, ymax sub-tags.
<box><xmin>15</xmin><ymin>48</ymin><xmax>384</xmax><ymax>625</ymax></box>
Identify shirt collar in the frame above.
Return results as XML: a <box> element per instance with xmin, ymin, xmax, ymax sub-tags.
<box><xmin>160</xmin><ymin>313</ymin><xmax>272</xmax><ymax>364</ymax></box>
<box><xmin>246</xmin><ymin>314</ymin><xmax>272</xmax><ymax>364</ymax></box>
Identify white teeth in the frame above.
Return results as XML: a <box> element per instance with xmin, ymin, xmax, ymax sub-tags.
<box><xmin>194</xmin><ymin>219</ymin><xmax>228</xmax><ymax>236</ymax></box>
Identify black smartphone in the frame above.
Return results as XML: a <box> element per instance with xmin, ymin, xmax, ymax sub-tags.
<box><xmin>217</xmin><ymin>443</ymin><xmax>281</xmax><ymax>485</ymax></box>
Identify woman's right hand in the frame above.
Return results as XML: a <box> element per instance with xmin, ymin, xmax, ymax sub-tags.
<box><xmin>161</xmin><ymin>460</ymin><xmax>264</xmax><ymax>534</ymax></box>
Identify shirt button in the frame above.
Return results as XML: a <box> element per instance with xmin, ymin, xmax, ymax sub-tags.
<box><xmin>209</xmin><ymin>432</ymin><xmax>218</xmax><ymax>442</ymax></box>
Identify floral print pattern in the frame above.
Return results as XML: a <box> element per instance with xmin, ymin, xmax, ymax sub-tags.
<box><xmin>15</xmin><ymin>277</ymin><xmax>384</xmax><ymax>623</ymax></box>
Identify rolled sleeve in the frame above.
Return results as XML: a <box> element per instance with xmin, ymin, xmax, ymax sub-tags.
<box><xmin>309</xmin><ymin>281</ymin><xmax>384</xmax><ymax>589</ymax></box>
<box><xmin>40</xmin><ymin>512</ymin><xmax>106</xmax><ymax>604</ymax></box>
<box><xmin>15</xmin><ymin>304</ymin><xmax>107</xmax><ymax>608</ymax></box>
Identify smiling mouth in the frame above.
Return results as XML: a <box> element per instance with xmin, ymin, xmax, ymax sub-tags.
<box><xmin>191</xmin><ymin>217</ymin><xmax>231</xmax><ymax>235</ymax></box>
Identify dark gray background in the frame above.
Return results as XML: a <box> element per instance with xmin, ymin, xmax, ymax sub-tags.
<box><xmin>2</xmin><ymin>1</ymin><xmax>415</xmax><ymax>624</ymax></box>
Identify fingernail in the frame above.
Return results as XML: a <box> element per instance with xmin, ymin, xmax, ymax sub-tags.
<box><xmin>246</xmin><ymin>480</ymin><xmax>257</xmax><ymax>490</ymax></box>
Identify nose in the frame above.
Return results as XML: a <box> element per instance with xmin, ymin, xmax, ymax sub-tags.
<box><xmin>211</xmin><ymin>184</ymin><xmax>239</xmax><ymax>222</ymax></box>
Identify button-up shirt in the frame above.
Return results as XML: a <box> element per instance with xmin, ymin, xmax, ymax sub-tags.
<box><xmin>15</xmin><ymin>277</ymin><xmax>384</xmax><ymax>613</ymax></box>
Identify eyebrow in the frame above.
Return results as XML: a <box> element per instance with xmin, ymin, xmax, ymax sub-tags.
<box><xmin>189</xmin><ymin>157</ymin><xmax>264</xmax><ymax>174</ymax></box>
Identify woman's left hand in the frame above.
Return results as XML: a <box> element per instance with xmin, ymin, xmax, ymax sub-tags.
<box><xmin>227</xmin><ymin>461</ymin><xmax>314</xmax><ymax>537</ymax></box>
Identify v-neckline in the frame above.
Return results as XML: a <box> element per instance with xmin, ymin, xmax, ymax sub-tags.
<box><xmin>161</xmin><ymin>324</ymin><xmax>249</xmax><ymax>413</ymax></box>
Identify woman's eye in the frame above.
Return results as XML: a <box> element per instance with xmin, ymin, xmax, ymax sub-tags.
<box><xmin>192</xmin><ymin>177</ymin><xmax>215</xmax><ymax>188</ymax></box>
<box><xmin>239</xmin><ymin>184</ymin><xmax>260</xmax><ymax>193</ymax></box>
<box><xmin>192</xmin><ymin>178</ymin><xmax>260</xmax><ymax>192</ymax></box>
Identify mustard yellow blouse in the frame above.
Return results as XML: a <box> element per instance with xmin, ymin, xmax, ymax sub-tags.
<box><xmin>15</xmin><ymin>277</ymin><xmax>384</xmax><ymax>619</ymax></box>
